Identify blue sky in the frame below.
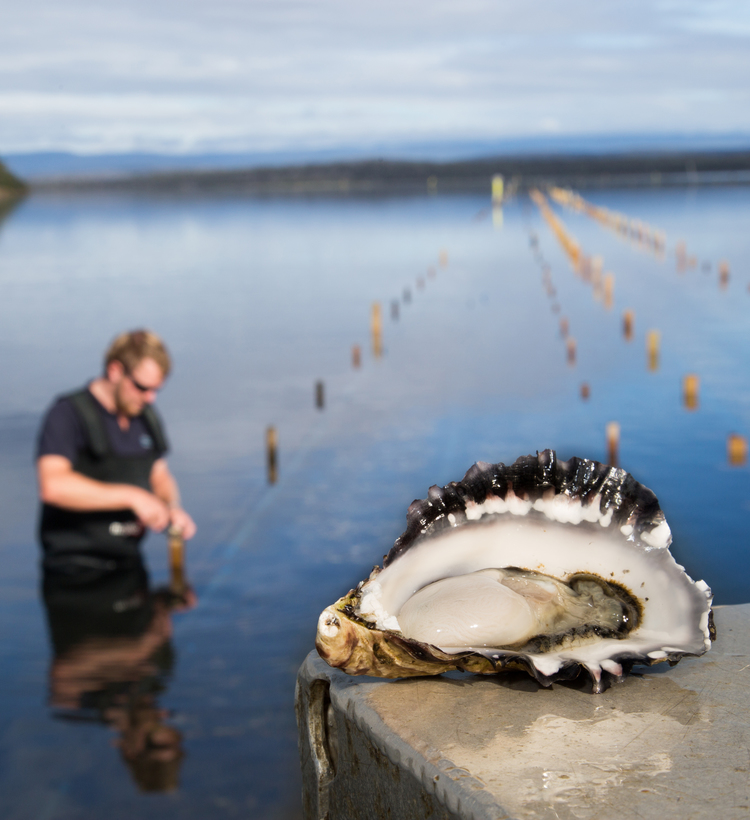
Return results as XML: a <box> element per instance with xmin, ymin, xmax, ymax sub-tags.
<box><xmin>2</xmin><ymin>0</ymin><xmax>750</xmax><ymax>158</ymax></box>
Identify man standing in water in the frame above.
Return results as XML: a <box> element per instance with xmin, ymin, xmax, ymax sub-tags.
<box><xmin>37</xmin><ymin>330</ymin><xmax>196</xmax><ymax>573</ymax></box>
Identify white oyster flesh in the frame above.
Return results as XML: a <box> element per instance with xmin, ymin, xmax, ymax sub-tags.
<box><xmin>356</xmin><ymin>514</ymin><xmax>712</xmax><ymax>676</ymax></box>
<box><xmin>397</xmin><ymin>568</ymin><xmax>625</xmax><ymax>649</ymax></box>
<box><xmin>397</xmin><ymin>570</ymin><xmax>539</xmax><ymax>647</ymax></box>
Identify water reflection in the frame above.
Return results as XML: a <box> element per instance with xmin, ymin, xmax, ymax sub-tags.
<box><xmin>42</xmin><ymin>557</ymin><xmax>194</xmax><ymax>793</ymax></box>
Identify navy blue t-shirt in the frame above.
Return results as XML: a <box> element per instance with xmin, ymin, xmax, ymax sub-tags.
<box><xmin>36</xmin><ymin>388</ymin><xmax>168</xmax><ymax>463</ymax></box>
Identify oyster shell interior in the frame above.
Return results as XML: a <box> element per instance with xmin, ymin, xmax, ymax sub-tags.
<box><xmin>358</xmin><ymin>514</ymin><xmax>705</xmax><ymax>667</ymax></box>
<box><xmin>397</xmin><ymin>566</ymin><xmax>638</xmax><ymax>652</ymax></box>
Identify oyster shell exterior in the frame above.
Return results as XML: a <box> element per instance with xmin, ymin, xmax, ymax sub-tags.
<box><xmin>316</xmin><ymin>451</ymin><xmax>714</xmax><ymax>692</ymax></box>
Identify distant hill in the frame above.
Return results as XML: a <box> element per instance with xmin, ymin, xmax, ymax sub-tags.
<box><xmin>6</xmin><ymin>132</ymin><xmax>750</xmax><ymax>180</ymax></box>
<box><xmin>0</xmin><ymin>159</ymin><xmax>26</xmax><ymax>198</ymax></box>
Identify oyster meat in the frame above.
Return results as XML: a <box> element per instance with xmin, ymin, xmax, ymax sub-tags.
<box><xmin>316</xmin><ymin>451</ymin><xmax>713</xmax><ymax>692</ymax></box>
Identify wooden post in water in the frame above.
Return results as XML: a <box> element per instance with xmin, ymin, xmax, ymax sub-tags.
<box><xmin>603</xmin><ymin>273</ymin><xmax>615</xmax><ymax>310</ymax></box>
<box><xmin>580</xmin><ymin>382</ymin><xmax>590</xmax><ymax>401</ymax></box>
<box><xmin>491</xmin><ymin>174</ymin><xmax>504</xmax><ymax>204</ymax></box>
<box><xmin>719</xmin><ymin>260</ymin><xmax>730</xmax><ymax>289</ymax></box>
<box><xmin>682</xmin><ymin>374</ymin><xmax>699</xmax><ymax>411</ymax></box>
<box><xmin>606</xmin><ymin>422</ymin><xmax>620</xmax><ymax>468</ymax></box>
<box><xmin>315</xmin><ymin>380</ymin><xmax>325</xmax><ymax>410</ymax></box>
<box><xmin>623</xmin><ymin>310</ymin><xmax>634</xmax><ymax>341</ymax></box>
<box><xmin>728</xmin><ymin>433</ymin><xmax>748</xmax><ymax>466</ymax></box>
<box><xmin>168</xmin><ymin>526</ymin><xmax>186</xmax><ymax>596</ymax></box>
<box><xmin>371</xmin><ymin>302</ymin><xmax>382</xmax><ymax>333</ymax></box>
<box><xmin>559</xmin><ymin>317</ymin><xmax>569</xmax><ymax>338</ymax></box>
<box><xmin>439</xmin><ymin>249</ymin><xmax>449</xmax><ymax>267</ymax></box>
<box><xmin>352</xmin><ymin>345</ymin><xmax>361</xmax><ymax>369</ymax></box>
<box><xmin>566</xmin><ymin>337</ymin><xmax>576</xmax><ymax>365</ymax></box>
<box><xmin>371</xmin><ymin>302</ymin><xmax>382</xmax><ymax>358</ymax></box>
<box><xmin>267</xmin><ymin>425</ymin><xmax>278</xmax><ymax>485</ymax></box>
<box><xmin>647</xmin><ymin>330</ymin><xmax>660</xmax><ymax>372</ymax></box>
<box><xmin>492</xmin><ymin>175</ymin><xmax>505</xmax><ymax>229</ymax></box>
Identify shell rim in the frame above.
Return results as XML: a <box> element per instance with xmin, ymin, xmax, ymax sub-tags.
<box><xmin>386</xmin><ymin>449</ymin><xmax>665</xmax><ymax>566</ymax></box>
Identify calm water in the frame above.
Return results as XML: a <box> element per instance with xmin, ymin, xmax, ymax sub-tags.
<box><xmin>1</xmin><ymin>185</ymin><xmax>749</xmax><ymax>818</ymax></box>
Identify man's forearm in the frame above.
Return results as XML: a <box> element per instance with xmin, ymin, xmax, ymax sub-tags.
<box><xmin>40</xmin><ymin>466</ymin><xmax>144</xmax><ymax>511</ymax></box>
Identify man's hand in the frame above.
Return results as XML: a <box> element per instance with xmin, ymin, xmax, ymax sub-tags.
<box><xmin>169</xmin><ymin>506</ymin><xmax>197</xmax><ymax>540</ymax></box>
<box><xmin>150</xmin><ymin>459</ymin><xmax>197</xmax><ymax>540</ymax></box>
<box><xmin>130</xmin><ymin>489</ymin><xmax>171</xmax><ymax>532</ymax></box>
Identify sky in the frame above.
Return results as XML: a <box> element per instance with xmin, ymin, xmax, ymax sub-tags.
<box><xmin>2</xmin><ymin>0</ymin><xmax>750</xmax><ymax>160</ymax></box>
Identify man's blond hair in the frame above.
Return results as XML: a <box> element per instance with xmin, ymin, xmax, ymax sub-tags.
<box><xmin>104</xmin><ymin>330</ymin><xmax>172</xmax><ymax>378</ymax></box>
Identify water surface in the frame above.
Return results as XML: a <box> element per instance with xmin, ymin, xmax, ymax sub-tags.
<box><xmin>0</xmin><ymin>185</ymin><xmax>748</xmax><ymax>818</ymax></box>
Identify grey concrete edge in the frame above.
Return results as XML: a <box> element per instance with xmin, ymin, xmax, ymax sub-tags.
<box><xmin>299</xmin><ymin>651</ymin><xmax>513</xmax><ymax>820</ymax></box>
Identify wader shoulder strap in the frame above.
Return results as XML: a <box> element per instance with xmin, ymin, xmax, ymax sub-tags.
<box><xmin>141</xmin><ymin>405</ymin><xmax>169</xmax><ymax>455</ymax></box>
<box><xmin>66</xmin><ymin>389</ymin><xmax>110</xmax><ymax>459</ymax></box>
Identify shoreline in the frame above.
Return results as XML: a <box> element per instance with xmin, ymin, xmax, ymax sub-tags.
<box><xmin>25</xmin><ymin>149</ymin><xmax>750</xmax><ymax>196</ymax></box>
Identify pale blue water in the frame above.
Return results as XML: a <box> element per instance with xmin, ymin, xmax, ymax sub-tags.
<box><xmin>0</xmin><ymin>186</ymin><xmax>748</xmax><ymax>818</ymax></box>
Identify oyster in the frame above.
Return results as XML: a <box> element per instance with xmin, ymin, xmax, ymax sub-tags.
<box><xmin>316</xmin><ymin>451</ymin><xmax>714</xmax><ymax>692</ymax></box>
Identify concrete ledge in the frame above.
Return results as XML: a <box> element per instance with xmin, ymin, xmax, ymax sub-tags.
<box><xmin>296</xmin><ymin>604</ymin><xmax>750</xmax><ymax>819</ymax></box>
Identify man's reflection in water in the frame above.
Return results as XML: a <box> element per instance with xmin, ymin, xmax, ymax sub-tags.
<box><xmin>42</xmin><ymin>557</ymin><xmax>195</xmax><ymax>792</ymax></box>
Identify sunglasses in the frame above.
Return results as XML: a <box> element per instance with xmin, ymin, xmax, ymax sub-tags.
<box><xmin>123</xmin><ymin>367</ymin><xmax>162</xmax><ymax>394</ymax></box>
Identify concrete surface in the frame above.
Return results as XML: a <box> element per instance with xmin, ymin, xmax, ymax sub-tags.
<box><xmin>296</xmin><ymin>603</ymin><xmax>750</xmax><ymax>820</ymax></box>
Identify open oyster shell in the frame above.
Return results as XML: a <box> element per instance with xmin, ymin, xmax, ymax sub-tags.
<box><xmin>316</xmin><ymin>450</ymin><xmax>714</xmax><ymax>693</ymax></box>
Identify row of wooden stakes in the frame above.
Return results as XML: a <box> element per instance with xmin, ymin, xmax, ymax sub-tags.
<box><xmin>549</xmin><ymin>187</ymin><xmax>666</xmax><ymax>259</ymax></box>
<box><xmin>551</xmin><ymin>185</ymin><xmax>734</xmax><ymax>289</ymax></box>
<box><xmin>532</xmin><ymin>194</ymin><xmax>684</xmax><ymax>377</ymax></box>
<box><xmin>530</xmin><ymin>201</ymin><xmax>748</xmax><ymax>470</ymax></box>
<box><xmin>532</xmin><ymin>190</ymin><xmax>620</xmax><ymax>311</ymax></box>
<box><xmin>264</xmin><ymin>250</ymin><xmax>450</xmax><ymax>484</ymax></box>
<box><xmin>538</xmin><ymin>240</ymin><xmax>747</xmax><ymax>470</ymax></box>
<box><xmin>532</xmin><ymin>194</ymin><xmax>624</xmax><ymax>376</ymax></box>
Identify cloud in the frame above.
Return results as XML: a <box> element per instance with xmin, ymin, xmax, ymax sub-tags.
<box><xmin>1</xmin><ymin>0</ymin><xmax>749</xmax><ymax>155</ymax></box>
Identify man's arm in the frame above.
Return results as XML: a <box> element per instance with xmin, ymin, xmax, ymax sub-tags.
<box><xmin>38</xmin><ymin>455</ymin><xmax>171</xmax><ymax>532</ymax></box>
<box><xmin>149</xmin><ymin>458</ymin><xmax>196</xmax><ymax>539</ymax></box>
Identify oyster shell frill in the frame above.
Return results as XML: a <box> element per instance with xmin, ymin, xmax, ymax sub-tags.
<box><xmin>316</xmin><ymin>451</ymin><xmax>714</xmax><ymax>692</ymax></box>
